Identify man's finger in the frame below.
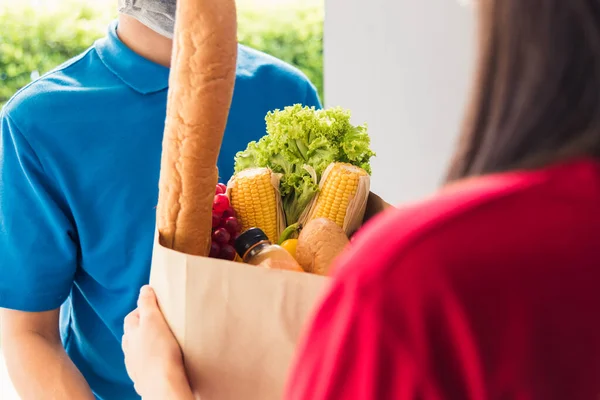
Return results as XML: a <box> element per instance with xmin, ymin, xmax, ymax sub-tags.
<box><xmin>123</xmin><ymin>309</ymin><xmax>140</xmax><ymax>334</ymax></box>
<box><xmin>137</xmin><ymin>285</ymin><xmax>159</xmax><ymax>318</ymax></box>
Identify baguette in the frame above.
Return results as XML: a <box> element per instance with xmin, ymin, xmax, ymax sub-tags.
<box><xmin>156</xmin><ymin>0</ymin><xmax>238</xmax><ymax>256</ymax></box>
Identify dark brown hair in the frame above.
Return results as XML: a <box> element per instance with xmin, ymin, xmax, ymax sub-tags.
<box><xmin>445</xmin><ymin>1</ymin><xmax>600</xmax><ymax>182</ymax></box>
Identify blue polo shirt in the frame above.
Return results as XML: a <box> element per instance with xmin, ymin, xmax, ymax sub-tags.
<box><xmin>0</xmin><ymin>20</ymin><xmax>321</xmax><ymax>399</ymax></box>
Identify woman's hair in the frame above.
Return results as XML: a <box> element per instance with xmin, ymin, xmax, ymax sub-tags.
<box><xmin>445</xmin><ymin>1</ymin><xmax>600</xmax><ymax>182</ymax></box>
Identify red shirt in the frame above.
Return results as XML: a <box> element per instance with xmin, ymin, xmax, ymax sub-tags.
<box><xmin>285</xmin><ymin>159</ymin><xmax>600</xmax><ymax>400</ymax></box>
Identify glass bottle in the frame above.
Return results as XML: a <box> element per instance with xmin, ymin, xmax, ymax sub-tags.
<box><xmin>234</xmin><ymin>228</ymin><xmax>304</xmax><ymax>272</ymax></box>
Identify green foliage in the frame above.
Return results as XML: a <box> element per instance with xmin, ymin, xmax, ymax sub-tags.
<box><xmin>234</xmin><ymin>104</ymin><xmax>375</xmax><ymax>224</ymax></box>
<box><xmin>0</xmin><ymin>2</ymin><xmax>112</xmax><ymax>106</ymax></box>
<box><xmin>238</xmin><ymin>4</ymin><xmax>324</xmax><ymax>101</ymax></box>
<box><xmin>0</xmin><ymin>1</ymin><xmax>323</xmax><ymax>107</ymax></box>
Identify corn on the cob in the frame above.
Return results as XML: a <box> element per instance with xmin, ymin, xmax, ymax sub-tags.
<box><xmin>227</xmin><ymin>168</ymin><xmax>285</xmax><ymax>243</ymax></box>
<box><xmin>301</xmin><ymin>162</ymin><xmax>370</xmax><ymax>236</ymax></box>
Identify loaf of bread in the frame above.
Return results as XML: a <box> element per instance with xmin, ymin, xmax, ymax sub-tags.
<box><xmin>156</xmin><ymin>0</ymin><xmax>238</xmax><ymax>256</ymax></box>
<box><xmin>296</xmin><ymin>218</ymin><xmax>349</xmax><ymax>276</ymax></box>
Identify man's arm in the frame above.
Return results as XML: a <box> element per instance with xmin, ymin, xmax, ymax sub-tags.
<box><xmin>1</xmin><ymin>309</ymin><xmax>95</xmax><ymax>399</ymax></box>
<box><xmin>0</xmin><ymin>110</ymin><xmax>87</xmax><ymax>398</ymax></box>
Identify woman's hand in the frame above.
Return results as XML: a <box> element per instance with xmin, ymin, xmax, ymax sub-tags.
<box><xmin>122</xmin><ymin>286</ymin><xmax>193</xmax><ymax>399</ymax></box>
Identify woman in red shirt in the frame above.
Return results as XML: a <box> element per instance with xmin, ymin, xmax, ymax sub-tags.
<box><xmin>122</xmin><ymin>0</ymin><xmax>600</xmax><ymax>398</ymax></box>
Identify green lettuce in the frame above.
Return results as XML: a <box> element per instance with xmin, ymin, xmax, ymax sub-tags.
<box><xmin>234</xmin><ymin>104</ymin><xmax>375</xmax><ymax>224</ymax></box>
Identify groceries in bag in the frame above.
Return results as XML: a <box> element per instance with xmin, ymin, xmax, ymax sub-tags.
<box><xmin>226</xmin><ymin>104</ymin><xmax>376</xmax><ymax>275</ymax></box>
<box><xmin>210</xmin><ymin>182</ymin><xmax>242</xmax><ymax>260</ymax></box>
<box><xmin>147</xmin><ymin>0</ymin><xmax>388</xmax><ymax>397</ymax></box>
<box><xmin>227</xmin><ymin>168</ymin><xmax>285</xmax><ymax>243</ymax></box>
<box><xmin>295</xmin><ymin>218</ymin><xmax>349</xmax><ymax>276</ymax></box>
<box><xmin>234</xmin><ymin>227</ymin><xmax>303</xmax><ymax>272</ymax></box>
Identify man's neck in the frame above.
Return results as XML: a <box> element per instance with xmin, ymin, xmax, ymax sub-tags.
<box><xmin>116</xmin><ymin>14</ymin><xmax>173</xmax><ymax>68</ymax></box>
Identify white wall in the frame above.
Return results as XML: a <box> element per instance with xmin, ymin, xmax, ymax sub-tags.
<box><xmin>324</xmin><ymin>0</ymin><xmax>476</xmax><ymax>204</ymax></box>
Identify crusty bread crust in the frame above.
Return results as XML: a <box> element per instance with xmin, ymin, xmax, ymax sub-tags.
<box><xmin>156</xmin><ymin>0</ymin><xmax>238</xmax><ymax>256</ymax></box>
<box><xmin>296</xmin><ymin>218</ymin><xmax>349</xmax><ymax>276</ymax></box>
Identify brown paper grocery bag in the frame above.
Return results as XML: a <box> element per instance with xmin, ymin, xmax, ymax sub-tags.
<box><xmin>150</xmin><ymin>240</ymin><xmax>328</xmax><ymax>400</ymax></box>
<box><xmin>149</xmin><ymin>192</ymin><xmax>390</xmax><ymax>400</ymax></box>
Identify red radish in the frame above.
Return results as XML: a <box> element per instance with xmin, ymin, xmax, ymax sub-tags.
<box><xmin>217</xmin><ymin>183</ymin><xmax>228</xmax><ymax>194</ymax></box>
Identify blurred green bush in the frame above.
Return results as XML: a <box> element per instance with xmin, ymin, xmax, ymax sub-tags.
<box><xmin>0</xmin><ymin>1</ymin><xmax>323</xmax><ymax>107</ymax></box>
<box><xmin>238</xmin><ymin>5</ymin><xmax>324</xmax><ymax>101</ymax></box>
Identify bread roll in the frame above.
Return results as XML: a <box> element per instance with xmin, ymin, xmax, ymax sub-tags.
<box><xmin>296</xmin><ymin>218</ymin><xmax>349</xmax><ymax>276</ymax></box>
<box><xmin>156</xmin><ymin>0</ymin><xmax>238</xmax><ymax>256</ymax></box>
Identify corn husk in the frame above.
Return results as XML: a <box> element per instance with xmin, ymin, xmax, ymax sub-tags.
<box><xmin>299</xmin><ymin>162</ymin><xmax>371</xmax><ymax>236</ymax></box>
<box><xmin>227</xmin><ymin>167</ymin><xmax>286</xmax><ymax>243</ymax></box>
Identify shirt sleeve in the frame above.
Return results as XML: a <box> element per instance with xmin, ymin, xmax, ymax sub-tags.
<box><xmin>0</xmin><ymin>111</ymin><xmax>77</xmax><ymax>311</ymax></box>
<box><xmin>304</xmin><ymin>81</ymin><xmax>323</xmax><ymax>109</ymax></box>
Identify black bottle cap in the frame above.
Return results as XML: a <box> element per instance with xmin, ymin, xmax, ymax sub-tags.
<box><xmin>234</xmin><ymin>227</ymin><xmax>270</xmax><ymax>258</ymax></box>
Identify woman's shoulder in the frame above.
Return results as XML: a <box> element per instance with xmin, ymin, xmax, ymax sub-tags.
<box><xmin>333</xmin><ymin>159</ymin><xmax>600</xmax><ymax>289</ymax></box>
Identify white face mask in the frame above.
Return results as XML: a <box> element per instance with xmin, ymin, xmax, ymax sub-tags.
<box><xmin>118</xmin><ymin>0</ymin><xmax>177</xmax><ymax>39</ymax></box>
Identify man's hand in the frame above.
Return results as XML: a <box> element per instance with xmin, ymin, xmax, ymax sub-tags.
<box><xmin>0</xmin><ymin>308</ymin><xmax>95</xmax><ymax>400</ymax></box>
<box><xmin>122</xmin><ymin>286</ymin><xmax>193</xmax><ymax>400</ymax></box>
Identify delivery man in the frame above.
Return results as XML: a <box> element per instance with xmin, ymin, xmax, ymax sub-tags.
<box><xmin>0</xmin><ymin>1</ymin><xmax>322</xmax><ymax>399</ymax></box>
